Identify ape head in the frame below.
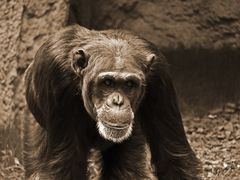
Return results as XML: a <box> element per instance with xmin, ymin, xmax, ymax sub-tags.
<box><xmin>69</xmin><ymin>36</ymin><xmax>156</xmax><ymax>143</ymax></box>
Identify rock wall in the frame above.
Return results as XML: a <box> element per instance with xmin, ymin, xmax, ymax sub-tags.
<box><xmin>90</xmin><ymin>0</ymin><xmax>240</xmax><ymax>50</ymax></box>
<box><xmin>0</xmin><ymin>0</ymin><xmax>23</xmax><ymax>133</ymax></box>
<box><xmin>0</xmin><ymin>0</ymin><xmax>68</xmax><ymax>173</ymax></box>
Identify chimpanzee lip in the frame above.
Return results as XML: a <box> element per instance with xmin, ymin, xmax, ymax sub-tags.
<box><xmin>100</xmin><ymin>120</ymin><xmax>130</xmax><ymax>130</ymax></box>
<box><xmin>97</xmin><ymin>120</ymin><xmax>133</xmax><ymax>143</ymax></box>
<box><xmin>105</xmin><ymin>104</ymin><xmax>131</xmax><ymax>111</ymax></box>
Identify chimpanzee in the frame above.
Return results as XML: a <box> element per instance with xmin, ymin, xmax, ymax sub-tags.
<box><xmin>24</xmin><ymin>25</ymin><xmax>201</xmax><ymax>180</ymax></box>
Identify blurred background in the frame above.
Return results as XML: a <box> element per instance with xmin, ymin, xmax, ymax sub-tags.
<box><xmin>0</xmin><ymin>0</ymin><xmax>240</xmax><ymax>179</ymax></box>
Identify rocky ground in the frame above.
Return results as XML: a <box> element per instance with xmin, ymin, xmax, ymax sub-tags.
<box><xmin>184</xmin><ymin>102</ymin><xmax>240</xmax><ymax>180</ymax></box>
<box><xmin>1</xmin><ymin>102</ymin><xmax>240</xmax><ymax>179</ymax></box>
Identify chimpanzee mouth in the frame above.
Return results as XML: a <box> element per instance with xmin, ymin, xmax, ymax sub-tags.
<box><xmin>101</xmin><ymin>121</ymin><xmax>130</xmax><ymax>130</ymax></box>
<box><xmin>97</xmin><ymin>120</ymin><xmax>133</xmax><ymax>143</ymax></box>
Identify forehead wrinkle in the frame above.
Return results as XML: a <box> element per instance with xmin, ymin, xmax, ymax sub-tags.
<box><xmin>98</xmin><ymin>71</ymin><xmax>145</xmax><ymax>81</ymax></box>
<box><xmin>84</xmin><ymin>37</ymin><xmax>146</xmax><ymax>74</ymax></box>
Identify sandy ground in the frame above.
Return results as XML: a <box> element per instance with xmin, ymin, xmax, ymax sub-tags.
<box><xmin>0</xmin><ymin>102</ymin><xmax>240</xmax><ymax>180</ymax></box>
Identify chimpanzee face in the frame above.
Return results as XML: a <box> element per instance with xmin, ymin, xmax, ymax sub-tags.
<box><xmin>91</xmin><ymin>70</ymin><xmax>145</xmax><ymax>142</ymax></box>
<box><xmin>71</xmin><ymin>40</ymin><xmax>155</xmax><ymax>143</ymax></box>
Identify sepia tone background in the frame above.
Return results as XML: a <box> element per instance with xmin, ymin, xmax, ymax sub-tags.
<box><xmin>0</xmin><ymin>0</ymin><xmax>240</xmax><ymax>179</ymax></box>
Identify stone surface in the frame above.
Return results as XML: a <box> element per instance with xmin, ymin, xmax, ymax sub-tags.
<box><xmin>0</xmin><ymin>0</ymin><xmax>22</xmax><ymax>129</ymax></box>
<box><xmin>91</xmin><ymin>0</ymin><xmax>240</xmax><ymax>49</ymax></box>
<box><xmin>0</xmin><ymin>0</ymin><xmax>68</xmax><ymax>178</ymax></box>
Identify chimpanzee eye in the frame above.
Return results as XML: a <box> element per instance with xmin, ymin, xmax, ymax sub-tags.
<box><xmin>125</xmin><ymin>80</ymin><xmax>138</xmax><ymax>88</ymax></box>
<box><xmin>103</xmin><ymin>78</ymin><xmax>114</xmax><ymax>87</ymax></box>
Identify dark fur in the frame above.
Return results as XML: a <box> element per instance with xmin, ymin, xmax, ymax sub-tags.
<box><xmin>24</xmin><ymin>25</ymin><xmax>201</xmax><ymax>179</ymax></box>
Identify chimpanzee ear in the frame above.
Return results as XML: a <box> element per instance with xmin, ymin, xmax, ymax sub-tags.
<box><xmin>146</xmin><ymin>53</ymin><xmax>156</xmax><ymax>70</ymax></box>
<box><xmin>71</xmin><ymin>48</ymin><xmax>90</xmax><ymax>75</ymax></box>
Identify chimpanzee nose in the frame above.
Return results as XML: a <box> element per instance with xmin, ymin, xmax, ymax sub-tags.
<box><xmin>112</xmin><ymin>93</ymin><xmax>124</xmax><ymax>107</ymax></box>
